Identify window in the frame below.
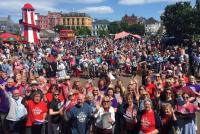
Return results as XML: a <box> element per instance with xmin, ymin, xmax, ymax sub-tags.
<box><xmin>67</xmin><ymin>18</ymin><xmax>70</xmax><ymax>25</ymax></box>
<box><xmin>63</xmin><ymin>19</ymin><xmax>66</xmax><ymax>25</ymax></box>
<box><xmin>72</xmin><ymin>18</ymin><xmax>74</xmax><ymax>25</ymax></box>
<box><xmin>77</xmin><ymin>18</ymin><xmax>79</xmax><ymax>25</ymax></box>
<box><xmin>82</xmin><ymin>18</ymin><xmax>84</xmax><ymax>25</ymax></box>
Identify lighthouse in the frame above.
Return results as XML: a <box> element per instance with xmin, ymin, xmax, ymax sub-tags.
<box><xmin>19</xmin><ymin>3</ymin><xmax>40</xmax><ymax>45</ymax></box>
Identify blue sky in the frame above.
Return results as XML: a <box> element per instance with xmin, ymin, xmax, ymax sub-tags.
<box><xmin>0</xmin><ymin>0</ymin><xmax>195</xmax><ymax>22</ymax></box>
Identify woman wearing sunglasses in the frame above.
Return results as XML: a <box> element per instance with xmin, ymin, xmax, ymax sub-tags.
<box><xmin>176</xmin><ymin>93</ymin><xmax>200</xmax><ymax>134</ymax></box>
<box><xmin>49</xmin><ymin>90</ymin><xmax>64</xmax><ymax>134</ymax></box>
<box><xmin>94</xmin><ymin>96</ymin><xmax>115</xmax><ymax>134</ymax></box>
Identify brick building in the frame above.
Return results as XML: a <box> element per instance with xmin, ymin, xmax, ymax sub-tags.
<box><xmin>121</xmin><ymin>14</ymin><xmax>138</xmax><ymax>26</ymax></box>
<box><xmin>37</xmin><ymin>11</ymin><xmax>61</xmax><ymax>30</ymax></box>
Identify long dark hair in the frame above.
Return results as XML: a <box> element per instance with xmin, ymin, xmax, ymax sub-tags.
<box><xmin>48</xmin><ymin>84</ymin><xmax>58</xmax><ymax>93</ymax></box>
<box><xmin>114</xmin><ymin>85</ymin><xmax>124</xmax><ymax>96</ymax></box>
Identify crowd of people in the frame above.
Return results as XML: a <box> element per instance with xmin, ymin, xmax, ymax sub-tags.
<box><xmin>0</xmin><ymin>37</ymin><xmax>200</xmax><ymax>134</ymax></box>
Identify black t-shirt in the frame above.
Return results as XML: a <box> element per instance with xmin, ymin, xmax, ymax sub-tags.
<box><xmin>49</xmin><ymin>99</ymin><xmax>62</xmax><ymax>124</ymax></box>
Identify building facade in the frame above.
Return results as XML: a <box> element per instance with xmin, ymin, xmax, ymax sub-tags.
<box><xmin>145</xmin><ymin>17</ymin><xmax>161</xmax><ymax>35</ymax></box>
<box><xmin>61</xmin><ymin>12</ymin><xmax>92</xmax><ymax>30</ymax></box>
<box><xmin>92</xmin><ymin>19</ymin><xmax>110</xmax><ymax>36</ymax></box>
<box><xmin>121</xmin><ymin>14</ymin><xmax>138</xmax><ymax>26</ymax></box>
<box><xmin>0</xmin><ymin>16</ymin><xmax>20</xmax><ymax>34</ymax></box>
<box><xmin>37</xmin><ymin>11</ymin><xmax>61</xmax><ymax>30</ymax></box>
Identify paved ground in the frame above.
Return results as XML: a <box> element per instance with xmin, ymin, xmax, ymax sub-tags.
<box><xmin>71</xmin><ymin>75</ymin><xmax>141</xmax><ymax>87</ymax></box>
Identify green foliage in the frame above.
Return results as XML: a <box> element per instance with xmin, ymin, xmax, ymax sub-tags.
<box><xmin>195</xmin><ymin>0</ymin><xmax>200</xmax><ymax>34</ymax></box>
<box><xmin>54</xmin><ymin>25</ymin><xmax>67</xmax><ymax>33</ymax></box>
<box><xmin>108</xmin><ymin>21</ymin><xmax>144</xmax><ymax>36</ymax></box>
<box><xmin>127</xmin><ymin>24</ymin><xmax>145</xmax><ymax>36</ymax></box>
<box><xmin>120</xmin><ymin>22</ymin><xmax>129</xmax><ymax>31</ymax></box>
<box><xmin>161</xmin><ymin>1</ymin><xmax>200</xmax><ymax>37</ymax></box>
<box><xmin>75</xmin><ymin>26</ymin><xmax>91</xmax><ymax>36</ymax></box>
<box><xmin>196</xmin><ymin>0</ymin><xmax>200</xmax><ymax>9</ymax></box>
<box><xmin>108</xmin><ymin>22</ymin><xmax>121</xmax><ymax>34</ymax></box>
<box><xmin>97</xmin><ymin>28</ymin><xmax>108</xmax><ymax>37</ymax></box>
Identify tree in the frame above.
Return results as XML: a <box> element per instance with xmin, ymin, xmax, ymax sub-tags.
<box><xmin>196</xmin><ymin>0</ymin><xmax>200</xmax><ymax>9</ymax></box>
<box><xmin>127</xmin><ymin>24</ymin><xmax>145</xmax><ymax>36</ymax></box>
<box><xmin>108</xmin><ymin>22</ymin><xmax>121</xmax><ymax>34</ymax></box>
<box><xmin>97</xmin><ymin>25</ymin><xmax>109</xmax><ymax>37</ymax></box>
<box><xmin>120</xmin><ymin>22</ymin><xmax>129</xmax><ymax>31</ymax></box>
<box><xmin>194</xmin><ymin>0</ymin><xmax>200</xmax><ymax>34</ymax></box>
<box><xmin>54</xmin><ymin>25</ymin><xmax>67</xmax><ymax>33</ymax></box>
<box><xmin>98</xmin><ymin>29</ymin><xmax>109</xmax><ymax>37</ymax></box>
<box><xmin>76</xmin><ymin>26</ymin><xmax>91</xmax><ymax>36</ymax></box>
<box><xmin>161</xmin><ymin>2</ymin><xmax>195</xmax><ymax>37</ymax></box>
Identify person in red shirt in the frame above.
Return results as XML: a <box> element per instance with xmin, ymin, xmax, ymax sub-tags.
<box><xmin>138</xmin><ymin>99</ymin><xmax>161</xmax><ymax>134</ymax></box>
<box><xmin>145</xmin><ymin>77</ymin><xmax>156</xmax><ymax>98</ymax></box>
<box><xmin>25</xmin><ymin>90</ymin><xmax>48</xmax><ymax>134</ymax></box>
<box><xmin>46</xmin><ymin>84</ymin><xmax>64</xmax><ymax>104</ymax></box>
<box><xmin>161</xmin><ymin>103</ymin><xmax>177</xmax><ymax>134</ymax></box>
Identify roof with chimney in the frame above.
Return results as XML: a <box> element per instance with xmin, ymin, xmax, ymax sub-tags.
<box><xmin>93</xmin><ymin>19</ymin><xmax>110</xmax><ymax>24</ymax></box>
<box><xmin>145</xmin><ymin>17</ymin><xmax>159</xmax><ymax>25</ymax></box>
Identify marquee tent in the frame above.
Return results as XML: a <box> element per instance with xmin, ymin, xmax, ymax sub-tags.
<box><xmin>114</xmin><ymin>31</ymin><xmax>141</xmax><ymax>40</ymax></box>
<box><xmin>0</xmin><ymin>33</ymin><xmax>20</xmax><ymax>41</ymax></box>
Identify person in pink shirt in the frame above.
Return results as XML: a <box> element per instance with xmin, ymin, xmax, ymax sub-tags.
<box><xmin>18</xmin><ymin>78</ymin><xmax>29</xmax><ymax>97</ymax></box>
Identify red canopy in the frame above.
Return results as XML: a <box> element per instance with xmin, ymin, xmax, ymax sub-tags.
<box><xmin>0</xmin><ymin>33</ymin><xmax>20</xmax><ymax>40</ymax></box>
<box><xmin>114</xmin><ymin>31</ymin><xmax>141</xmax><ymax>40</ymax></box>
<box><xmin>114</xmin><ymin>31</ymin><xmax>130</xmax><ymax>40</ymax></box>
<box><xmin>130</xmin><ymin>34</ymin><xmax>141</xmax><ymax>39</ymax></box>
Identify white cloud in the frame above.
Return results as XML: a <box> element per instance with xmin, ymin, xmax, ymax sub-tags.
<box><xmin>78</xmin><ymin>6</ymin><xmax>114</xmax><ymax>14</ymax></box>
<box><xmin>0</xmin><ymin>0</ymin><xmax>106</xmax><ymax>18</ymax></box>
<box><xmin>57</xmin><ymin>0</ymin><xmax>106</xmax><ymax>3</ymax></box>
<box><xmin>0</xmin><ymin>0</ymin><xmax>58</xmax><ymax>15</ymax></box>
<box><xmin>119</xmin><ymin>0</ymin><xmax>189</xmax><ymax>5</ymax></box>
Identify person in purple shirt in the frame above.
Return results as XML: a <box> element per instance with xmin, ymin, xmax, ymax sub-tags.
<box><xmin>5</xmin><ymin>78</ymin><xmax>16</xmax><ymax>94</ymax></box>
<box><xmin>107</xmin><ymin>86</ymin><xmax>118</xmax><ymax>110</ymax></box>
<box><xmin>0</xmin><ymin>83</ymin><xmax>10</xmax><ymax>134</ymax></box>
<box><xmin>0</xmin><ymin>70</ymin><xmax>8</xmax><ymax>85</ymax></box>
<box><xmin>98</xmin><ymin>79</ymin><xmax>108</xmax><ymax>95</ymax></box>
<box><xmin>187</xmin><ymin>75</ymin><xmax>200</xmax><ymax>92</ymax></box>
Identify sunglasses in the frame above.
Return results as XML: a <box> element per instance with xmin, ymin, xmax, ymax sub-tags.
<box><xmin>69</xmin><ymin>94</ymin><xmax>74</xmax><ymax>96</ymax></box>
<box><xmin>103</xmin><ymin>101</ymin><xmax>110</xmax><ymax>103</ymax></box>
<box><xmin>183</xmin><ymin>96</ymin><xmax>189</xmax><ymax>99</ymax></box>
<box><xmin>142</xmin><ymin>94</ymin><xmax>148</xmax><ymax>96</ymax></box>
<box><xmin>54</xmin><ymin>94</ymin><xmax>59</xmax><ymax>96</ymax></box>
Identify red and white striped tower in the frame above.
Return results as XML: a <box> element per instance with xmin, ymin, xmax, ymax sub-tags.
<box><xmin>19</xmin><ymin>3</ymin><xmax>40</xmax><ymax>45</ymax></box>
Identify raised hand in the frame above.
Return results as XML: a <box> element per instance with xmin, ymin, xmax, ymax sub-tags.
<box><xmin>0</xmin><ymin>83</ymin><xmax>6</xmax><ymax>90</ymax></box>
<box><xmin>118</xmin><ymin>96</ymin><xmax>123</xmax><ymax>105</ymax></box>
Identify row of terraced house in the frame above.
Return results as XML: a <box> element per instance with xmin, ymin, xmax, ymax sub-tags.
<box><xmin>36</xmin><ymin>11</ymin><xmax>161</xmax><ymax>36</ymax></box>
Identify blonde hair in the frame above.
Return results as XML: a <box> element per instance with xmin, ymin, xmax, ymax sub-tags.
<box><xmin>162</xmin><ymin>103</ymin><xmax>173</xmax><ymax>113</ymax></box>
<box><xmin>37</xmin><ymin>76</ymin><xmax>47</xmax><ymax>84</ymax></box>
<box><xmin>101</xmin><ymin>96</ymin><xmax>111</xmax><ymax>106</ymax></box>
